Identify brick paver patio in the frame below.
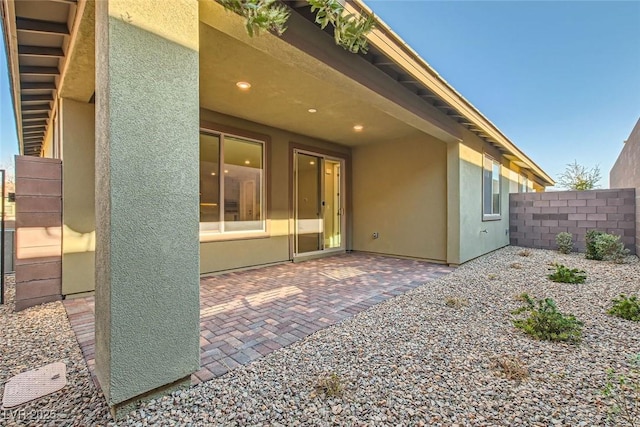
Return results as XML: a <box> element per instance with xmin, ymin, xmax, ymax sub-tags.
<box><xmin>63</xmin><ymin>253</ymin><xmax>453</xmax><ymax>385</ymax></box>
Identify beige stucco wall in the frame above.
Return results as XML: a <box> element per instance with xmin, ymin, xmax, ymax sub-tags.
<box><xmin>61</xmin><ymin>99</ymin><xmax>96</xmax><ymax>295</ymax></box>
<box><xmin>610</xmin><ymin>118</ymin><xmax>640</xmax><ymax>254</ymax></box>
<box><xmin>41</xmin><ymin>114</ymin><xmax>55</xmax><ymax>158</ymax></box>
<box><xmin>454</xmin><ymin>130</ymin><xmax>519</xmax><ymax>264</ymax></box>
<box><xmin>351</xmin><ymin>134</ymin><xmax>447</xmax><ymax>262</ymax></box>
<box><xmin>199</xmin><ymin>109</ymin><xmax>351</xmax><ymax>274</ymax></box>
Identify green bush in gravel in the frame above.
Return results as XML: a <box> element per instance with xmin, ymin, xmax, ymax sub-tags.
<box><xmin>595</xmin><ymin>234</ymin><xmax>630</xmax><ymax>263</ymax></box>
<box><xmin>602</xmin><ymin>353</ymin><xmax>640</xmax><ymax>427</ymax></box>
<box><xmin>512</xmin><ymin>294</ymin><xmax>583</xmax><ymax>343</ymax></box>
<box><xmin>585</xmin><ymin>230</ymin><xmax>604</xmax><ymax>260</ymax></box>
<box><xmin>608</xmin><ymin>295</ymin><xmax>640</xmax><ymax>321</ymax></box>
<box><xmin>548</xmin><ymin>263</ymin><xmax>586</xmax><ymax>284</ymax></box>
<box><xmin>586</xmin><ymin>230</ymin><xmax>629</xmax><ymax>263</ymax></box>
<box><xmin>555</xmin><ymin>232</ymin><xmax>574</xmax><ymax>254</ymax></box>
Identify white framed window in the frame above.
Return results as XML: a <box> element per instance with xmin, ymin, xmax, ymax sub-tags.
<box><xmin>483</xmin><ymin>154</ymin><xmax>501</xmax><ymax>220</ymax></box>
<box><xmin>199</xmin><ymin>130</ymin><xmax>266</xmax><ymax>239</ymax></box>
<box><xmin>519</xmin><ymin>174</ymin><xmax>529</xmax><ymax>193</ymax></box>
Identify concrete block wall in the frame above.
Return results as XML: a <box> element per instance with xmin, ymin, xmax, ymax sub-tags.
<box><xmin>509</xmin><ymin>189</ymin><xmax>636</xmax><ymax>254</ymax></box>
<box><xmin>610</xmin><ymin>118</ymin><xmax>640</xmax><ymax>255</ymax></box>
<box><xmin>14</xmin><ymin>156</ymin><xmax>63</xmax><ymax>311</ymax></box>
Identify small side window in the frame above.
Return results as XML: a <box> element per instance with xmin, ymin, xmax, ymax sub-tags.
<box><xmin>483</xmin><ymin>155</ymin><xmax>501</xmax><ymax>219</ymax></box>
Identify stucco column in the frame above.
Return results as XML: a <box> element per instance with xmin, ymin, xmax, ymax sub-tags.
<box><xmin>446</xmin><ymin>141</ymin><xmax>461</xmax><ymax>266</ymax></box>
<box><xmin>94</xmin><ymin>0</ymin><xmax>200</xmax><ymax>416</ymax></box>
<box><xmin>61</xmin><ymin>99</ymin><xmax>96</xmax><ymax>296</ymax></box>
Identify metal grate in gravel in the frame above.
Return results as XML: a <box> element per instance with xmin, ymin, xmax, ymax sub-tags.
<box><xmin>2</xmin><ymin>362</ymin><xmax>67</xmax><ymax>408</ymax></box>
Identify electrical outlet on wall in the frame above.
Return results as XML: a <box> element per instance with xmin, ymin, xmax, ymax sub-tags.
<box><xmin>372</xmin><ymin>232</ymin><xmax>379</xmax><ymax>239</ymax></box>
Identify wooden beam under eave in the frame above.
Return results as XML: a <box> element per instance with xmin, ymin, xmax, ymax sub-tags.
<box><xmin>21</xmin><ymin>82</ymin><xmax>57</xmax><ymax>91</ymax></box>
<box><xmin>22</xmin><ymin>113</ymin><xmax>49</xmax><ymax>120</ymax></box>
<box><xmin>22</xmin><ymin>125</ymin><xmax>46</xmax><ymax>131</ymax></box>
<box><xmin>20</xmin><ymin>66</ymin><xmax>59</xmax><ymax>76</ymax></box>
<box><xmin>22</xmin><ymin>121</ymin><xmax>48</xmax><ymax>128</ymax></box>
<box><xmin>22</xmin><ymin>130</ymin><xmax>45</xmax><ymax>136</ymax></box>
<box><xmin>22</xmin><ymin>103</ymin><xmax>52</xmax><ymax>111</ymax></box>
<box><xmin>16</xmin><ymin>17</ymin><xmax>69</xmax><ymax>35</ymax></box>
<box><xmin>21</xmin><ymin>94</ymin><xmax>53</xmax><ymax>102</ymax></box>
<box><xmin>372</xmin><ymin>56</ymin><xmax>396</xmax><ymax>66</ymax></box>
<box><xmin>398</xmin><ymin>77</ymin><xmax>418</xmax><ymax>85</ymax></box>
<box><xmin>18</xmin><ymin>45</ymin><xmax>65</xmax><ymax>58</ymax></box>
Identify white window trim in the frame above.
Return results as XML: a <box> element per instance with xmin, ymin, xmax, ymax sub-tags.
<box><xmin>482</xmin><ymin>154</ymin><xmax>502</xmax><ymax>221</ymax></box>
<box><xmin>199</xmin><ymin>128</ymin><xmax>269</xmax><ymax>242</ymax></box>
<box><xmin>519</xmin><ymin>173</ymin><xmax>529</xmax><ymax>193</ymax></box>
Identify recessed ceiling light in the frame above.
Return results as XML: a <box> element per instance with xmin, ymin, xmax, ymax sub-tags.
<box><xmin>353</xmin><ymin>125</ymin><xmax>364</xmax><ymax>132</ymax></box>
<box><xmin>211</xmin><ymin>172</ymin><xmax>216</xmax><ymax>176</ymax></box>
<box><xmin>244</xmin><ymin>160</ymin><xmax>250</xmax><ymax>165</ymax></box>
<box><xmin>236</xmin><ymin>81</ymin><xmax>251</xmax><ymax>90</ymax></box>
<box><xmin>308</xmin><ymin>108</ymin><xmax>317</xmax><ymax>113</ymax></box>
<box><xmin>224</xmin><ymin>169</ymin><xmax>229</xmax><ymax>174</ymax></box>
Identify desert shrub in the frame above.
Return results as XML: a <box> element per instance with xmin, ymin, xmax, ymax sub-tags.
<box><xmin>585</xmin><ymin>230</ymin><xmax>604</xmax><ymax>260</ymax></box>
<box><xmin>510</xmin><ymin>262</ymin><xmax>523</xmax><ymax>269</ymax></box>
<box><xmin>313</xmin><ymin>373</ymin><xmax>343</xmax><ymax>398</ymax></box>
<box><xmin>512</xmin><ymin>293</ymin><xmax>583</xmax><ymax>343</ymax></box>
<box><xmin>518</xmin><ymin>249</ymin><xmax>532</xmax><ymax>257</ymax></box>
<box><xmin>555</xmin><ymin>232</ymin><xmax>574</xmax><ymax>254</ymax></box>
<box><xmin>595</xmin><ymin>233</ymin><xmax>630</xmax><ymax>263</ymax></box>
<box><xmin>548</xmin><ymin>263</ymin><xmax>587</xmax><ymax>284</ymax></box>
<box><xmin>491</xmin><ymin>355</ymin><xmax>529</xmax><ymax>383</ymax></box>
<box><xmin>603</xmin><ymin>354</ymin><xmax>640</xmax><ymax>426</ymax></box>
<box><xmin>445</xmin><ymin>296</ymin><xmax>468</xmax><ymax>309</ymax></box>
<box><xmin>608</xmin><ymin>295</ymin><xmax>640</xmax><ymax>321</ymax></box>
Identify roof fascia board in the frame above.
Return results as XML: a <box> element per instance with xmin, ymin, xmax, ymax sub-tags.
<box><xmin>57</xmin><ymin>0</ymin><xmax>85</xmax><ymax>97</ymax></box>
<box><xmin>348</xmin><ymin>0</ymin><xmax>554</xmax><ymax>186</ymax></box>
<box><xmin>1</xmin><ymin>0</ymin><xmax>23</xmax><ymax>154</ymax></box>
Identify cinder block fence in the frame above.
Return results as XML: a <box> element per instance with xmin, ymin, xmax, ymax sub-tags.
<box><xmin>509</xmin><ymin>189</ymin><xmax>636</xmax><ymax>254</ymax></box>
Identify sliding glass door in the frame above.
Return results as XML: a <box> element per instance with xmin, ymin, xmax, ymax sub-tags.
<box><xmin>294</xmin><ymin>150</ymin><xmax>345</xmax><ymax>256</ymax></box>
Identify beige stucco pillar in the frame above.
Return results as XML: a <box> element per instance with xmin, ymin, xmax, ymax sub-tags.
<box><xmin>446</xmin><ymin>141</ymin><xmax>461</xmax><ymax>266</ymax></box>
<box><xmin>94</xmin><ymin>0</ymin><xmax>200</xmax><ymax>416</ymax></box>
<box><xmin>61</xmin><ymin>98</ymin><xmax>96</xmax><ymax>296</ymax></box>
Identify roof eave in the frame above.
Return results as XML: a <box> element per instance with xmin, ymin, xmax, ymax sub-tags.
<box><xmin>349</xmin><ymin>0</ymin><xmax>555</xmax><ymax>187</ymax></box>
<box><xmin>1</xmin><ymin>0</ymin><xmax>24</xmax><ymax>155</ymax></box>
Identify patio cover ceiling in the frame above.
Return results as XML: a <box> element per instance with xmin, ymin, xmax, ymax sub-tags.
<box><xmin>199</xmin><ymin>21</ymin><xmax>428</xmax><ymax>147</ymax></box>
<box><xmin>1</xmin><ymin>0</ymin><xmax>81</xmax><ymax>157</ymax></box>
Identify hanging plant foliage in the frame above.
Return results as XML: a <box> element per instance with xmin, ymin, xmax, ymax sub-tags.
<box><xmin>307</xmin><ymin>0</ymin><xmax>375</xmax><ymax>54</ymax></box>
<box><xmin>217</xmin><ymin>0</ymin><xmax>290</xmax><ymax>37</ymax></box>
<box><xmin>217</xmin><ymin>0</ymin><xmax>375</xmax><ymax>54</ymax></box>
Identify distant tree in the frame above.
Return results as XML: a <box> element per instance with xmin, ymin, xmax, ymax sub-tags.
<box><xmin>557</xmin><ymin>160</ymin><xmax>601</xmax><ymax>190</ymax></box>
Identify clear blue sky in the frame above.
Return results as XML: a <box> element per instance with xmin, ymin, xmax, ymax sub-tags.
<box><xmin>1</xmin><ymin>27</ymin><xmax>18</xmax><ymax>172</ymax></box>
<box><xmin>1</xmin><ymin>1</ymin><xmax>639</xmax><ymax>187</ymax></box>
<box><xmin>367</xmin><ymin>0</ymin><xmax>640</xmax><ymax>188</ymax></box>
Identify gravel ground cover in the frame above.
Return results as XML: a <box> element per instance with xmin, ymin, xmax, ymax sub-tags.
<box><xmin>2</xmin><ymin>247</ymin><xmax>639</xmax><ymax>426</ymax></box>
<box><xmin>0</xmin><ymin>275</ymin><xmax>111</xmax><ymax>426</ymax></box>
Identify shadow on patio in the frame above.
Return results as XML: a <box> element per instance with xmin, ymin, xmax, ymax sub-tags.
<box><xmin>63</xmin><ymin>253</ymin><xmax>453</xmax><ymax>385</ymax></box>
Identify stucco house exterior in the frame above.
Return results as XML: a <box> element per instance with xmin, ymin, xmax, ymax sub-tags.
<box><xmin>610</xmin><ymin>117</ymin><xmax>640</xmax><ymax>254</ymax></box>
<box><xmin>1</xmin><ymin>0</ymin><xmax>553</xmax><ymax>415</ymax></box>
